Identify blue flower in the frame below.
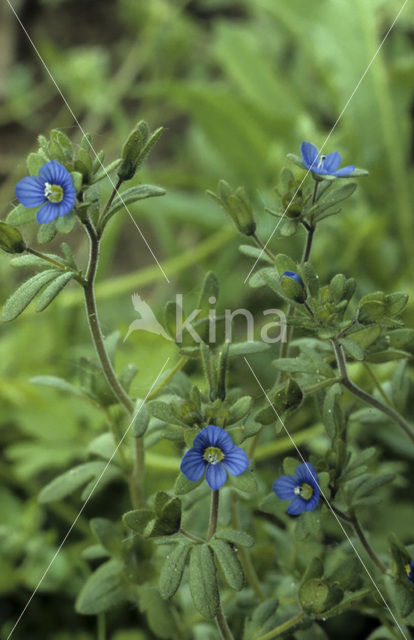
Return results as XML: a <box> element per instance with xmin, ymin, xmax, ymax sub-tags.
<box><xmin>180</xmin><ymin>424</ymin><xmax>249</xmax><ymax>491</ymax></box>
<box><xmin>273</xmin><ymin>462</ymin><xmax>320</xmax><ymax>515</ymax></box>
<box><xmin>280</xmin><ymin>270</ymin><xmax>304</xmax><ymax>287</ymax></box>
<box><xmin>405</xmin><ymin>561</ymin><xmax>414</xmax><ymax>583</ymax></box>
<box><xmin>15</xmin><ymin>160</ymin><xmax>76</xmax><ymax>224</ymax></box>
<box><xmin>300</xmin><ymin>142</ymin><xmax>355</xmax><ymax>178</ymax></box>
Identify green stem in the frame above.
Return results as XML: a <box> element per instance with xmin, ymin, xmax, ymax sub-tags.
<box><xmin>82</xmin><ymin>220</ymin><xmax>134</xmax><ymax>413</ymax></box>
<box><xmin>231</xmin><ymin>495</ymin><xmax>265</xmax><ymax>601</ymax></box>
<box><xmin>179</xmin><ymin>528</ymin><xmax>205</xmax><ymax>544</ymax></box>
<box><xmin>82</xmin><ymin>219</ymin><xmax>147</xmax><ymax>506</ymax></box>
<box><xmin>97</xmin><ymin>178</ymin><xmax>122</xmax><ymax>234</ymax></box>
<box><xmin>207</xmin><ymin>490</ymin><xmax>220</xmax><ymax>540</ymax></box>
<box><xmin>349</xmin><ymin>511</ymin><xmax>387</xmax><ymax>573</ymax></box>
<box><xmin>26</xmin><ymin>247</ymin><xmax>72</xmax><ymax>273</ymax></box>
<box><xmin>362</xmin><ymin>362</ymin><xmax>394</xmax><ymax>408</ymax></box>
<box><xmin>331</xmin><ymin>502</ymin><xmax>387</xmax><ymax>573</ymax></box>
<box><xmin>332</xmin><ymin>340</ymin><xmax>414</xmax><ymax>444</ymax></box>
<box><xmin>256</xmin><ymin>612</ymin><xmax>305</xmax><ymax>640</ymax></box>
<box><xmin>304</xmin><ymin>376</ymin><xmax>342</xmax><ymax>394</ymax></box>
<box><xmin>146</xmin><ymin>356</ymin><xmax>188</xmax><ymax>401</ymax></box>
<box><xmin>205</xmin><ymin>490</ymin><xmax>235</xmax><ymax>640</ymax></box>
<box><xmin>216</xmin><ymin>604</ymin><xmax>235</xmax><ymax>640</ymax></box>
<box><xmin>97</xmin><ymin>613</ymin><xmax>106</xmax><ymax>640</ymax></box>
<box><xmin>252</xmin><ymin>232</ymin><xmax>276</xmax><ymax>262</ymax></box>
<box><xmin>301</xmin><ymin>224</ymin><xmax>315</xmax><ymax>264</ymax></box>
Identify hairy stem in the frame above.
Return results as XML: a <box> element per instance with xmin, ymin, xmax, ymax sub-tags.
<box><xmin>301</xmin><ymin>223</ymin><xmax>314</xmax><ymax>264</ymax></box>
<box><xmin>216</xmin><ymin>604</ymin><xmax>235</xmax><ymax>640</ymax></box>
<box><xmin>82</xmin><ymin>219</ymin><xmax>147</xmax><ymax>506</ymax></box>
<box><xmin>252</xmin><ymin>232</ymin><xmax>276</xmax><ymax>262</ymax></box>
<box><xmin>332</xmin><ymin>340</ymin><xmax>414</xmax><ymax>444</ymax></box>
<box><xmin>349</xmin><ymin>511</ymin><xmax>387</xmax><ymax>573</ymax></box>
<box><xmin>207</xmin><ymin>489</ymin><xmax>220</xmax><ymax>540</ymax></box>
<box><xmin>26</xmin><ymin>247</ymin><xmax>75</xmax><ymax>273</ymax></box>
<box><xmin>232</xmin><ymin>495</ymin><xmax>265</xmax><ymax>601</ymax></box>
<box><xmin>256</xmin><ymin>612</ymin><xmax>305</xmax><ymax>640</ymax></box>
<box><xmin>147</xmin><ymin>356</ymin><xmax>188</xmax><ymax>401</ymax></box>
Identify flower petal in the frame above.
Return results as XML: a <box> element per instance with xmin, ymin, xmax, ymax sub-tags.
<box><xmin>205</xmin><ymin>462</ymin><xmax>227</xmax><ymax>490</ymax></box>
<box><xmin>322</xmin><ymin>152</ymin><xmax>341</xmax><ymax>173</ymax></box>
<box><xmin>60</xmin><ymin>188</ymin><xmax>76</xmax><ymax>216</ymax></box>
<box><xmin>36</xmin><ymin>202</ymin><xmax>59</xmax><ymax>224</ymax></box>
<box><xmin>223</xmin><ymin>446</ymin><xmax>249</xmax><ymax>476</ymax></box>
<box><xmin>305</xmin><ymin>491</ymin><xmax>320</xmax><ymax>511</ymax></box>
<box><xmin>294</xmin><ymin>462</ymin><xmax>318</xmax><ymax>486</ymax></box>
<box><xmin>287</xmin><ymin>496</ymin><xmax>306</xmax><ymax>515</ymax></box>
<box><xmin>192</xmin><ymin>424</ymin><xmax>234</xmax><ymax>454</ymax></box>
<box><xmin>300</xmin><ymin>142</ymin><xmax>319</xmax><ymax>169</ymax></box>
<box><xmin>15</xmin><ymin>176</ymin><xmax>46</xmax><ymax>208</ymax></box>
<box><xmin>39</xmin><ymin>160</ymin><xmax>68</xmax><ymax>185</ymax></box>
<box><xmin>333</xmin><ymin>165</ymin><xmax>355</xmax><ymax>177</ymax></box>
<box><xmin>180</xmin><ymin>449</ymin><xmax>206</xmax><ymax>481</ymax></box>
<box><xmin>273</xmin><ymin>475</ymin><xmax>297</xmax><ymax>500</ymax></box>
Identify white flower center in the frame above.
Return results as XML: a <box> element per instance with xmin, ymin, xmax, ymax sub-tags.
<box><xmin>44</xmin><ymin>182</ymin><xmax>64</xmax><ymax>203</ymax></box>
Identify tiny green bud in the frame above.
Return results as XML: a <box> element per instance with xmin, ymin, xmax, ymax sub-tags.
<box><xmin>279</xmin><ymin>270</ymin><xmax>306</xmax><ymax>303</ymax></box>
<box><xmin>117</xmin><ymin>123</ymin><xmax>163</xmax><ymax>183</ymax></box>
<box><xmin>0</xmin><ymin>222</ymin><xmax>26</xmax><ymax>254</ymax></box>
<box><xmin>208</xmin><ymin>181</ymin><xmax>256</xmax><ymax>236</ymax></box>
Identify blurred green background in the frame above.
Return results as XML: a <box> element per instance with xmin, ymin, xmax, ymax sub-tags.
<box><xmin>1</xmin><ymin>0</ymin><xmax>414</xmax><ymax>638</ymax></box>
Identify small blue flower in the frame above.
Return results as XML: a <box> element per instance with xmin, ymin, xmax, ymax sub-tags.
<box><xmin>300</xmin><ymin>142</ymin><xmax>355</xmax><ymax>178</ymax></box>
<box><xmin>280</xmin><ymin>270</ymin><xmax>304</xmax><ymax>287</ymax></box>
<box><xmin>273</xmin><ymin>462</ymin><xmax>320</xmax><ymax>515</ymax></box>
<box><xmin>180</xmin><ymin>424</ymin><xmax>249</xmax><ymax>491</ymax></box>
<box><xmin>406</xmin><ymin>561</ymin><xmax>414</xmax><ymax>583</ymax></box>
<box><xmin>15</xmin><ymin>160</ymin><xmax>76</xmax><ymax>224</ymax></box>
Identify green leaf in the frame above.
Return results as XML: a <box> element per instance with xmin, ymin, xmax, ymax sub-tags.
<box><xmin>38</xmin><ymin>461</ymin><xmax>106</xmax><ymax>503</ymax></box>
<box><xmin>228</xmin><ymin>341</ymin><xmax>270</xmax><ymax>356</ymax></box>
<box><xmin>214</xmin><ymin>528</ymin><xmax>254</xmax><ymax>548</ymax></box>
<box><xmin>295</xmin><ymin>510</ymin><xmax>321</xmax><ymax>541</ymax></box>
<box><xmin>274</xmin><ymin>253</ymin><xmax>297</xmax><ymax>277</ymax></box>
<box><xmin>56</xmin><ymin>211</ymin><xmax>76</xmax><ymax>234</ymax></box>
<box><xmin>159</xmin><ymin>542</ymin><xmax>191</xmax><ymax>599</ymax></box>
<box><xmin>387</xmin><ymin>329</ymin><xmax>414</xmax><ymax>349</ymax></box>
<box><xmin>30</xmin><ymin>375</ymin><xmax>83</xmax><ymax>397</ymax></box>
<box><xmin>90</xmin><ymin>518</ymin><xmax>123</xmax><ymax>557</ymax></box>
<box><xmin>349</xmin><ymin>326</ymin><xmax>381</xmax><ymax>349</ymax></box>
<box><xmin>322</xmin><ymin>383</ymin><xmax>343</xmax><ymax>438</ymax></box>
<box><xmin>339</xmin><ymin>337</ymin><xmax>364</xmax><ymax>361</ymax></box>
<box><xmin>107</xmin><ymin>185</ymin><xmax>166</xmax><ymax>217</ymax></box>
<box><xmin>385</xmin><ymin>292</ymin><xmax>408</xmax><ymax>316</ymax></box>
<box><xmin>137</xmin><ymin>585</ymin><xmax>178</xmax><ymax>639</ymax></box>
<box><xmin>317</xmin><ymin>182</ymin><xmax>356</xmax><ymax>211</ymax></box>
<box><xmin>35</xmin><ymin>271</ymin><xmax>73</xmax><ymax>312</ymax></box>
<box><xmin>26</xmin><ymin>152</ymin><xmax>46</xmax><ymax>175</ymax></box>
<box><xmin>229</xmin><ymin>470</ymin><xmax>257</xmax><ymax>494</ymax></box>
<box><xmin>1</xmin><ymin>269</ymin><xmax>61</xmax><ymax>321</ymax></box>
<box><xmin>147</xmin><ymin>401</ymin><xmax>186</xmax><ymax>426</ymax></box>
<box><xmin>209</xmin><ymin>539</ymin><xmax>244</xmax><ymax>590</ymax></box>
<box><xmin>132</xmin><ymin>400</ymin><xmax>150</xmax><ymax>437</ymax></box>
<box><xmin>174</xmin><ymin>472</ymin><xmax>203</xmax><ymax>495</ymax></box>
<box><xmin>189</xmin><ymin>544</ymin><xmax>219</xmax><ymax>619</ymax></box>
<box><xmin>229</xmin><ymin>396</ymin><xmax>252</xmax><ymax>423</ymax></box>
<box><xmin>10</xmin><ymin>252</ymin><xmax>63</xmax><ymax>269</ymax></box>
<box><xmin>75</xmin><ymin>560</ymin><xmax>125</xmax><ymax>615</ymax></box>
<box><xmin>239</xmin><ymin>244</ymin><xmax>273</xmax><ymax>264</ymax></box>
<box><xmin>37</xmin><ymin>220</ymin><xmax>57</xmax><ymax>244</ymax></box>
<box><xmin>123</xmin><ymin>509</ymin><xmax>154</xmax><ymax>534</ymax></box>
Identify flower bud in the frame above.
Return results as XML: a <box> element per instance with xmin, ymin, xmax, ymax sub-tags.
<box><xmin>208</xmin><ymin>180</ymin><xmax>256</xmax><ymax>236</ymax></box>
<box><xmin>280</xmin><ymin>270</ymin><xmax>306</xmax><ymax>303</ymax></box>
<box><xmin>117</xmin><ymin>122</ymin><xmax>163</xmax><ymax>183</ymax></box>
<box><xmin>0</xmin><ymin>222</ymin><xmax>26</xmax><ymax>254</ymax></box>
